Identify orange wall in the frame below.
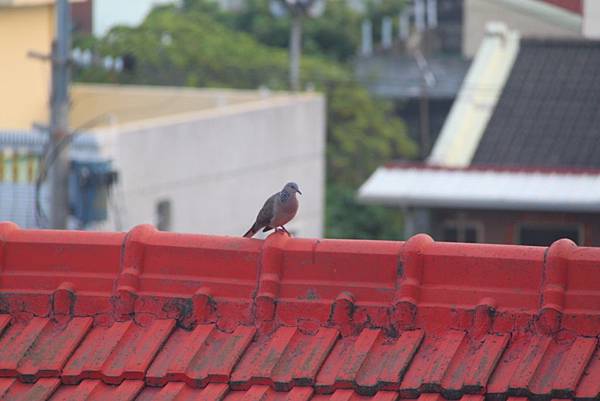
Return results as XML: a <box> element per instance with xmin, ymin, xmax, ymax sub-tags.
<box><xmin>0</xmin><ymin>4</ymin><xmax>54</xmax><ymax>130</ymax></box>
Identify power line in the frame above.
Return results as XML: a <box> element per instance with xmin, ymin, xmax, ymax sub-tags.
<box><xmin>34</xmin><ymin>87</ymin><xmax>194</xmax><ymax>228</ymax></box>
<box><xmin>35</xmin><ymin>114</ymin><xmax>111</xmax><ymax>228</ymax></box>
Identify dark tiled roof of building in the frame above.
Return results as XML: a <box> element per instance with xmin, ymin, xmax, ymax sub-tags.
<box><xmin>2</xmin><ymin>222</ymin><xmax>600</xmax><ymax>399</ymax></box>
<box><xmin>472</xmin><ymin>38</ymin><xmax>600</xmax><ymax>169</ymax></box>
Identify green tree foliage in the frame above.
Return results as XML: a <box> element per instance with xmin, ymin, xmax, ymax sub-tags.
<box><xmin>80</xmin><ymin>6</ymin><xmax>345</xmax><ymax>88</ymax></box>
<box><xmin>326</xmin><ymin>183</ymin><xmax>405</xmax><ymax>240</ymax></box>
<box><xmin>181</xmin><ymin>0</ymin><xmax>361</xmax><ymax>63</ymax></box>
<box><xmin>328</xmin><ymin>84</ymin><xmax>416</xmax><ymax>186</ymax></box>
<box><xmin>363</xmin><ymin>0</ymin><xmax>406</xmax><ymax>41</ymax></box>
<box><xmin>75</xmin><ymin>2</ymin><xmax>417</xmax><ymax>239</ymax></box>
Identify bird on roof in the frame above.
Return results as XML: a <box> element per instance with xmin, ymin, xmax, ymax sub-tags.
<box><xmin>243</xmin><ymin>182</ymin><xmax>302</xmax><ymax>238</ymax></box>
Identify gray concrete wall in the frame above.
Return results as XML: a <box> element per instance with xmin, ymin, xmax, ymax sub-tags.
<box><xmin>583</xmin><ymin>0</ymin><xmax>600</xmax><ymax>39</ymax></box>
<box><xmin>94</xmin><ymin>93</ymin><xmax>326</xmax><ymax>238</ymax></box>
<box><xmin>463</xmin><ymin>0</ymin><xmax>581</xmax><ymax>57</ymax></box>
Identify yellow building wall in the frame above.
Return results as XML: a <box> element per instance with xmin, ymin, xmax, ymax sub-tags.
<box><xmin>0</xmin><ymin>4</ymin><xmax>54</xmax><ymax>130</ymax></box>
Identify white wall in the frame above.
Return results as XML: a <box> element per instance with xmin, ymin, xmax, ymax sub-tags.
<box><xmin>95</xmin><ymin>94</ymin><xmax>326</xmax><ymax>238</ymax></box>
<box><xmin>583</xmin><ymin>0</ymin><xmax>600</xmax><ymax>39</ymax></box>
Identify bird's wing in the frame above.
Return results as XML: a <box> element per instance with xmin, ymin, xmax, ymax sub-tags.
<box><xmin>254</xmin><ymin>193</ymin><xmax>277</xmax><ymax>228</ymax></box>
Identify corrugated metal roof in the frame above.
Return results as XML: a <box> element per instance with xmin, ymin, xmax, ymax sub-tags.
<box><xmin>1</xmin><ymin>223</ymin><xmax>600</xmax><ymax>399</ymax></box>
<box><xmin>0</xmin><ymin>130</ymin><xmax>101</xmax><ymax>228</ymax></box>
<box><xmin>358</xmin><ymin>164</ymin><xmax>600</xmax><ymax>212</ymax></box>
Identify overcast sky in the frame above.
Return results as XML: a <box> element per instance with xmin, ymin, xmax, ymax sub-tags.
<box><xmin>93</xmin><ymin>0</ymin><xmax>175</xmax><ymax>37</ymax></box>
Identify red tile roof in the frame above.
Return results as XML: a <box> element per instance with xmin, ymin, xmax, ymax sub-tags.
<box><xmin>1</xmin><ymin>222</ymin><xmax>600</xmax><ymax>400</ymax></box>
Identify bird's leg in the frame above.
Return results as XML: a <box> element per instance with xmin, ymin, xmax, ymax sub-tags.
<box><xmin>281</xmin><ymin>226</ymin><xmax>291</xmax><ymax>236</ymax></box>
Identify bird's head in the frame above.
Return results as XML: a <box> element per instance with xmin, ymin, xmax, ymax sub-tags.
<box><xmin>284</xmin><ymin>182</ymin><xmax>302</xmax><ymax>195</ymax></box>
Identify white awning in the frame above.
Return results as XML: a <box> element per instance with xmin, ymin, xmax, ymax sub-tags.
<box><xmin>358</xmin><ymin>166</ymin><xmax>600</xmax><ymax>212</ymax></box>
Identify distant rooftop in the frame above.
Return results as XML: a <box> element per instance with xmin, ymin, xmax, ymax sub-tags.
<box><xmin>430</xmin><ymin>32</ymin><xmax>600</xmax><ymax>169</ymax></box>
<box><xmin>71</xmin><ymin>84</ymin><xmax>315</xmax><ymax>131</ymax></box>
<box><xmin>360</xmin><ymin>32</ymin><xmax>600</xmax><ymax>214</ymax></box>
<box><xmin>428</xmin><ymin>23</ymin><xmax>520</xmax><ymax>167</ymax></box>
<box><xmin>359</xmin><ymin>163</ymin><xmax>600</xmax><ymax>212</ymax></box>
<box><xmin>472</xmin><ymin>38</ymin><xmax>600</xmax><ymax>169</ymax></box>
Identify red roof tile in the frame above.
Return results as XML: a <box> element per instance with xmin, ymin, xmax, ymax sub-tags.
<box><xmin>1</xmin><ymin>222</ymin><xmax>600</xmax><ymax>399</ymax></box>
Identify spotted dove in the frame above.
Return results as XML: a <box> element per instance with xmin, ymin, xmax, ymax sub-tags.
<box><xmin>243</xmin><ymin>182</ymin><xmax>302</xmax><ymax>238</ymax></box>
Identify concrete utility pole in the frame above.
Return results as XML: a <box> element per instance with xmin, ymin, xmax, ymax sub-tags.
<box><xmin>285</xmin><ymin>0</ymin><xmax>322</xmax><ymax>92</ymax></box>
<box><xmin>361</xmin><ymin>19</ymin><xmax>373</xmax><ymax>56</ymax></box>
<box><xmin>49</xmin><ymin>0</ymin><xmax>71</xmax><ymax>229</ymax></box>
<box><xmin>289</xmin><ymin>9</ymin><xmax>303</xmax><ymax>92</ymax></box>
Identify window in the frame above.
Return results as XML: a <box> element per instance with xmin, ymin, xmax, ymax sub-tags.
<box><xmin>156</xmin><ymin>199</ymin><xmax>172</xmax><ymax>231</ymax></box>
<box><xmin>441</xmin><ymin>218</ymin><xmax>483</xmax><ymax>243</ymax></box>
<box><xmin>442</xmin><ymin>226</ymin><xmax>479</xmax><ymax>243</ymax></box>
<box><xmin>518</xmin><ymin>224</ymin><xmax>582</xmax><ymax>246</ymax></box>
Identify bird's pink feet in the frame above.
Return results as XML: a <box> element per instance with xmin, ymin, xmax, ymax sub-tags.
<box><xmin>275</xmin><ymin>227</ymin><xmax>292</xmax><ymax>236</ymax></box>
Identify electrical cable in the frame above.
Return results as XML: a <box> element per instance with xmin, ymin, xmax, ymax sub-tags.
<box><xmin>35</xmin><ymin>113</ymin><xmax>111</xmax><ymax>227</ymax></box>
<box><xmin>35</xmin><ymin>90</ymin><xmax>185</xmax><ymax>228</ymax></box>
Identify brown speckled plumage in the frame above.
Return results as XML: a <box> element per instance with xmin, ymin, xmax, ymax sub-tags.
<box><xmin>243</xmin><ymin>182</ymin><xmax>301</xmax><ymax>238</ymax></box>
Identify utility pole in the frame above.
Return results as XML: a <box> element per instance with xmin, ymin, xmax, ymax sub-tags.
<box><xmin>283</xmin><ymin>0</ymin><xmax>323</xmax><ymax>92</ymax></box>
<box><xmin>289</xmin><ymin>9</ymin><xmax>302</xmax><ymax>92</ymax></box>
<box><xmin>49</xmin><ymin>0</ymin><xmax>71</xmax><ymax>229</ymax></box>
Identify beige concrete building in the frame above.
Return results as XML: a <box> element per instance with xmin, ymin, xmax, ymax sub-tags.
<box><xmin>0</xmin><ymin>2</ymin><xmax>326</xmax><ymax>236</ymax></box>
<box><xmin>72</xmin><ymin>84</ymin><xmax>326</xmax><ymax>238</ymax></box>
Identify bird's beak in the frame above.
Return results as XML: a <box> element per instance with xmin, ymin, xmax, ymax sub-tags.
<box><xmin>298</xmin><ymin>189</ymin><xmax>302</xmax><ymax>195</ymax></box>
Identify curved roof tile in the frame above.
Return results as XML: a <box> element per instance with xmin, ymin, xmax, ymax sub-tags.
<box><xmin>1</xmin><ymin>223</ymin><xmax>600</xmax><ymax>399</ymax></box>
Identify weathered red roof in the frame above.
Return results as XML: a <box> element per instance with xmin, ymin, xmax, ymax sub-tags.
<box><xmin>1</xmin><ymin>222</ymin><xmax>600</xmax><ymax>400</ymax></box>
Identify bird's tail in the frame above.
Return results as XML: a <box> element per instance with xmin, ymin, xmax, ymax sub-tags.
<box><xmin>243</xmin><ymin>224</ymin><xmax>257</xmax><ymax>238</ymax></box>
